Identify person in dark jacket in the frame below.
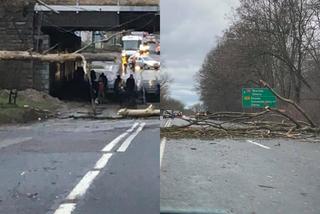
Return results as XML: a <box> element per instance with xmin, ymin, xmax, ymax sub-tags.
<box><xmin>98</xmin><ymin>73</ymin><xmax>108</xmax><ymax>102</ymax></box>
<box><xmin>90</xmin><ymin>70</ymin><xmax>98</xmax><ymax>99</ymax></box>
<box><xmin>126</xmin><ymin>74</ymin><xmax>135</xmax><ymax>92</ymax></box>
<box><xmin>114</xmin><ymin>75</ymin><xmax>123</xmax><ymax>105</ymax></box>
<box><xmin>126</xmin><ymin>74</ymin><xmax>136</xmax><ymax>106</ymax></box>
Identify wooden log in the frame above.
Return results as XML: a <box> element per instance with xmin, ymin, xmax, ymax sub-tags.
<box><xmin>0</xmin><ymin>51</ymin><xmax>117</xmax><ymax>62</ymax></box>
<box><xmin>118</xmin><ymin>105</ymin><xmax>160</xmax><ymax>117</ymax></box>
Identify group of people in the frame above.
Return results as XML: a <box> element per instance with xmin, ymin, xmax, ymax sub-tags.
<box><xmin>113</xmin><ymin>74</ymin><xmax>136</xmax><ymax>106</ymax></box>
<box><xmin>90</xmin><ymin>70</ymin><xmax>108</xmax><ymax>104</ymax></box>
<box><xmin>90</xmin><ymin>69</ymin><xmax>137</xmax><ymax>106</ymax></box>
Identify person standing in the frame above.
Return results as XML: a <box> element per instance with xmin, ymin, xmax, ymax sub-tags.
<box><xmin>131</xmin><ymin>56</ymin><xmax>137</xmax><ymax>73</ymax></box>
<box><xmin>114</xmin><ymin>75</ymin><xmax>123</xmax><ymax>105</ymax></box>
<box><xmin>98</xmin><ymin>73</ymin><xmax>107</xmax><ymax>102</ymax></box>
<box><xmin>126</xmin><ymin>74</ymin><xmax>136</xmax><ymax>106</ymax></box>
<box><xmin>121</xmin><ymin>53</ymin><xmax>128</xmax><ymax>75</ymax></box>
<box><xmin>90</xmin><ymin>70</ymin><xmax>98</xmax><ymax>100</ymax></box>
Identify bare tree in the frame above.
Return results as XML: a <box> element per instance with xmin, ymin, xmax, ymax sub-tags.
<box><xmin>235</xmin><ymin>0</ymin><xmax>320</xmax><ymax>103</ymax></box>
<box><xmin>198</xmin><ymin>0</ymin><xmax>320</xmax><ymax>117</ymax></box>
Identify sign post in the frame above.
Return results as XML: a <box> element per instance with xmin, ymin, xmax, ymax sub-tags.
<box><xmin>242</xmin><ymin>88</ymin><xmax>277</xmax><ymax>108</ymax></box>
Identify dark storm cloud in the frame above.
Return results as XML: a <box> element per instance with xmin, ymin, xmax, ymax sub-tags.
<box><xmin>161</xmin><ymin>0</ymin><xmax>240</xmax><ymax>107</ymax></box>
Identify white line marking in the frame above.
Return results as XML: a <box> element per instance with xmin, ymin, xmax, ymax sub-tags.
<box><xmin>53</xmin><ymin>123</ymin><xmax>141</xmax><ymax>213</ymax></box>
<box><xmin>247</xmin><ymin>140</ymin><xmax>271</xmax><ymax>149</ymax></box>
<box><xmin>0</xmin><ymin>137</ymin><xmax>32</xmax><ymax>149</ymax></box>
<box><xmin>94</xmin><ymin>153</ymin><xmax>113</xmax><ymax>170</ymax></box>
<box><xmin>164</xmin><ymin>120</ymin><xmax>169</xmax><ymax>127</ymax></box>
<box><xmin>117</xmin><ymin>122</ymin><xmax>146</xmax><ymax>152</ymax></box>
<box><xmin>160</xmin><ymin>137</ymin><xmax>166</xmax><ymax>167</ymax></box>
<box><xmin>164</xmin><ymin>119</ymin><xmax>172</xmax><ymax>128</ymax></box>
<box><xmin>66</xmin><ymin>170</ymin><xmax>100</xmax><ymax>200</ymax></box>
<box><xmin>53</xmin><ymin>203</ymin><xmax>76</xmax><ymax>214</ymax></box>
<box><xmin>101</xmin><ymin>122</ymin><xmax>139</xmax><ymax>152</ymax></box>
<box><xmin>126</xmin><ymin>122</ymin><xmax>140</xmax><ymax>132</ymax></box>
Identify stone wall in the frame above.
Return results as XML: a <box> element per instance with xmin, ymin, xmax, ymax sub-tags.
<box><xmin>0</xmin><ymin>2</ymin><xmax>52</xmax><ymax>92</ymax></box>
<box><xmin>0</xmin><ymin>3</ymin><xmax>35</xmax><ymax>90</ymax></box>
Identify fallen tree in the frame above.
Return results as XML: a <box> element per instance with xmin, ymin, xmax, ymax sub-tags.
<box><xmin>0</xmin><ymin>51</ymin><xmax>117</xmax><ymax>62</ymax></box>
<box><xmin>118</xmin><ymin>105</ymin><xmax>160</xmax><ymax>117</ymax></box>
<box><xmin>162</xmin><ymin>81</ymin><xmax>320</xmax><ymax>140</ymax></box>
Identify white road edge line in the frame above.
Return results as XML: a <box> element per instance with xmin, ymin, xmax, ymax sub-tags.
<box><xmin>117</xmin><ymin>122</ymin><xmax>146</xmax><ymax>152</ymax></box>
<box><xmin>101</xmin><ymin>122</ymin><xmax>139</xmax><ymax>152</ymax></box>
<box><xmin>66</xmin><ymin>170</ymin><xmax>100</xmax><ymax>201</ymax></box>
<box><xmin>53</xmin><ymin>203</ymin><xmax>76</xmax><ymax>214</ymax></box>
<box><xmin>247</xmin><ymin>140</ymin><xmax>271</xmax><ymax>149</ymax></box>
<box><xmin>94</xmin><ymin>153</ymin><xmax>113</xmax><ymax>170</ymax></box>
<box><xmin>160</xmin><ymin>137</ymin><xmax>166</xmax><ymax>167</ymax></box>
<box><xmin>0</xmin><ymin>137</ymin><xmax>33</xmax><ymax>149</ymax></box>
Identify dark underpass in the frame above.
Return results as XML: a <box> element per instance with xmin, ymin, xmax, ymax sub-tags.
<box><xmin>34</xmin><ymin>4</ymin><xmax>160</xmax><ymax>102</ymax></box>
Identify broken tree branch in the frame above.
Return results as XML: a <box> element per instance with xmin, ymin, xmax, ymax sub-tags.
<box><xmin>265</xmin><ymin>107</ymin><xmax>301</xmax><ymax>128</ymax></box>
<box><xmin>260</xmin><ymin>80</ymin><xmax>316</xmax><ymax>127</ymax></box>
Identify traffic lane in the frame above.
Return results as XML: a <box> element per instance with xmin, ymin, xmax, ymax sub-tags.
<box><xmin>74</xmin><ymin>124</ymin><xmax>160</xmax><ymax>214</ymax></box>
<box><xmin>160</xmin><ymin>138</ymin><xmax>320</xmax><ymax>214</ymax></box>
<box><xmin>160</xmin><ymin>118</ymin><xmax>192</xmax><ymax>128</ymax></box>
<box><xmin>0</xmin><ymin>119</ymin><xmax>138</xmax><ymax>214</ymax></box>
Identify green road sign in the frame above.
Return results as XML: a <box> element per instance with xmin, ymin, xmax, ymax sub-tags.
<box><xmin>242</xmin><ymin>88</ymin><xmax>277</xmax><ymax>108</ymax></box>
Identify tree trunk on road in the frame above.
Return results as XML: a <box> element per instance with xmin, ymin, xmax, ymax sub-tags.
<box><xmin>0</xmin><ymin>51</ymin><xmax>117</xmax><ymax>62</ymax></box>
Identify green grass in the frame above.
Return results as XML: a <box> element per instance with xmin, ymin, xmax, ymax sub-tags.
<box><xmin>0</xmin><ymin>95</ymin><xmax>58</xmax><ymax>111</ymax></box>
<box><xmin>0</xmin><ymin>93</ymin><xmax>56</xmax><ymax>124</ymax></box>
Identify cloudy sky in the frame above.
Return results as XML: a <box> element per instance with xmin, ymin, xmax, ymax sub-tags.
<box><xmin>160</xmin><ymin>0</ymin><xmax>240</xmax><ymax>107</ymax></box>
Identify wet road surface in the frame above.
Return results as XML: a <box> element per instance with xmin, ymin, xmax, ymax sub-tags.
<box><xmin>160</xmin><ymin>118</ymin><xmax>320</xmax><ymax>214</ymax></box>
<box><xmin>0</xmin><ymin>118</ymin><xmax>159</xmax><ymax>214</ymax></box>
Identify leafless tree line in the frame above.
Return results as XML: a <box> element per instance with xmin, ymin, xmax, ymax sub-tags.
<box><xmin>197</xmin><ymin>0</ymin><xmax>320</xmax><ymax>122</ymax></box>
<box><xmin>160</xmin><ymin>71</ymin><xmax>185</xmax><ymax>111</ymax></box>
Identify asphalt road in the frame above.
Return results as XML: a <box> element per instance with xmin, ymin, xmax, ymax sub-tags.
<box><xmin>0</xmin><ymin>118</ymin><xmax>159</xmax><ymax>214</ymax></box>
<box><xmin>160</xmin><ymin>118</ymin><xmax>320</xmax><ymax>214</ymax></box>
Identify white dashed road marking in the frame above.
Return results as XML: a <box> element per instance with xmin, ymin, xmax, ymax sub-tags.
<box><xmin>247</xmin><ymin>140</ymin><xmax>271</xmax><ymax>150</ymax></box>
<box><xmin>54</xmin><ymin>121</ymin><xmax>145</xmax><ymax>214</ymax></box>
<box><xmin>66</xmin><ymin>170</ymin><xmax>100</xmax><ymax>201</ymax></box>
<box><xmin>94</xmin><ymin>153</ymin><xmax>113</xmax><ymax>170</ymax></box>
<box><xmin>54</xmin><ymin>203</ymin><xmax>76</xmax><ymax>214</ymax></box>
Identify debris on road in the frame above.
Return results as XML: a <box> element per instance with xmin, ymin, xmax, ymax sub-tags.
<box><xmin>26</xmin><ymin>192</ymin><xmax>38</xmax><ymax>199</ymax></box>
<box><xmin>161</xmin><ymin>81</ymin><xmax>320</xmax><ymax>140</ymax></box>
<box><xmin>118</xmin><ymin>104</ymin><xmax>160</xmax><ymax>117</ymax></box>
<box><xmin>258</xmin><ymin>185</ymin><xmax>275</xmax><ymax>189</ymax></box>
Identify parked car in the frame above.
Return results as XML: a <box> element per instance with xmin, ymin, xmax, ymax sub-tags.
<box><xmin>132</xmin><ymin>55</ymin><xmax>160</xmax><ymax>70</ymax></box>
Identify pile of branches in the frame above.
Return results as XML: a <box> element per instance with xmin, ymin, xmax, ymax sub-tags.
<box><xmin>162</xmin><ymin>81</ymin><xmax>320</xmax><ymax>139</ymax></box>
